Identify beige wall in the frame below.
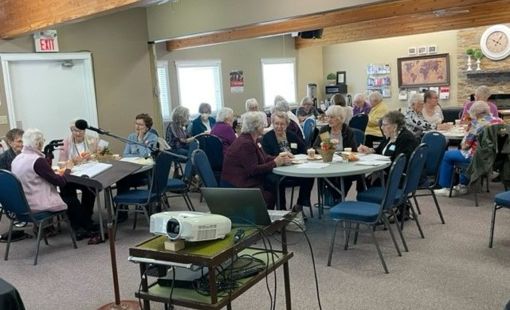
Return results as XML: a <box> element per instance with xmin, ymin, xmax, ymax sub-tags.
<box><xmin>146</xmin><ymin>0</ymin><xmax>378</xmax><ymax>41</ymax></box>
<box><xmin>0</xmin><ymin>8</ymin><xmax>154</xmax><ymax>153</ymax></box>
<box><xmin>157</xmin><ymin>35</ymin><xmax>297</xmax><ymax>115</ymax></box>
<box><xmin>296</xmin><ymin>46</ymin><xmax>324</xmax><ymax>102</ymax></box>
<box><xmin>321</xmin><ymin>30</ymin><xmax>459</xmax><ymax>110</ymax></box>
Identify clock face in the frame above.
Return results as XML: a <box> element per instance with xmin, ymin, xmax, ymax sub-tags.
<box><xmin>480</xmin><ymin>25</ymin><xmax>510</xmax><ymax>61</ymax></box>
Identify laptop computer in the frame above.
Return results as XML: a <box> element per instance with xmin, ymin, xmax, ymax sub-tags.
<box><xmin>201</xmin><ymin>187</ymin><xmax>289</xmax><ymax>226</ymax></box>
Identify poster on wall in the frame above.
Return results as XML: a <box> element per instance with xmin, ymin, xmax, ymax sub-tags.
<box><xmin>230</xmin><ymin>70</ymin><xmax>244</xmax><ymax>93</ymax></box>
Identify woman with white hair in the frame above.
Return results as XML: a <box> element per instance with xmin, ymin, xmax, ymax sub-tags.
<box><xmin>434</xmin><ymin>101</ymin><xmax>504</xmax><ymax>196</ymax></box>
<box><xmin>330</xmin><ymin>93</ymin><xmax>353</xmax><ymax>124</ymax></box>
<box><xmin>461</xmin><ymin>85</ymin><xmax>499</xmax><ymax>121</ymax></box>
<box><xmin>11</xmin><ymin>129</ymin><xmax>97</xmax><ymax>240</ymax></box>
<box><xmin>404</xmin><ymin>93</ymin><xmax>437</xmax><ymax>137</ymax></box>
<box><xmin>365</xmin><ymin>91</ymin><xmax>389</xmax><ymax>147</ymax></box>
<box><xmin>165</xmin><ymin>106</ymin><xmax>192</xmax><ymax>157</ymax></box>
<box><xmin>352</xmin><ymin>93</ymin><xmax>371</xmax><ymax>116</ymax></box>
<box><xmin>296</xmin><ymin>96</ymin><xmax>319</xmax><ymax>123</ymax></box>
<box><xmin>245</xmin><ymin>98</ymin><xmax>259</xmax><ymax>112</ymax></box>
<box><xmin>422</xmin><ymin>90</ymin><xmax>443</xmax><ymax>125</ymax></box>
<box><xmin>221</xmin><ymin>111</ymin><xmax>292</xmax><ymax>208</ymax></box>
<box><xmin>60</xmin><ymin>118</ymin><xmax>100</xmax><ymax>163</ymax></box>
<box><xmin>273</xmin><ymin>96</ymin><xmax>305</xmax><ymax>140</ymax></box>
<box><xmin>211</xmin><ymin>107</ymin><xmax>236</xmax><ymax>155</ymax></box>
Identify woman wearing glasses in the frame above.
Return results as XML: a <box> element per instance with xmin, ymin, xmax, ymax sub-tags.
<box><xmin>60</xmin><ymin>119</ymin><xmax>101</xmax><ymax>163</ymax></box>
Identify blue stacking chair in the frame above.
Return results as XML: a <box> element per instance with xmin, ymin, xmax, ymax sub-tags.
<box><xmin>489</xmin><ymin>191</ymin><xmax>510</xmax><ymax>248</ymax></box>
<box><xmin>196</xmin><ymin>134</ymin><xmax>224</xmax><ymax>183</ymax></box>
<box><xmin>351</xmin><ymin>128</ymin><xmax>365</xmax><ymax>147</ymax></box>
<box><xmin>303</xmin><ymin>118</ymin><xmax>316</xmax><ymax>148</ymax></box>
<box><xmin>327</xmin><ymin>154</ymin><xmax>407</xmax><ymax>273</ymax></box>
<box><xmin>192</xmin><ymin>149</ymin><xmax>218</xmax><ymax>188</ymax></box>
<box><xmin>349</xmin><ymin>114</ymin><xmax>369</xmax><ymax>132</ymax></box>
<box><xmin>0</xmin><ymin>169</ymin><xmax>77</xmax><ymax>265</ymax></box>
<box><xmin>113</xmin><ymin>152</ymin><xmax>173</xmax><ymax>230</ymax></box>
<box><xmin>413</xmin><ymin>131</ymin><xmax>447</xmax><ymax>224</ymax></box>
<box><xmin>165</xmin><ymin>153</ymin><xmax>195</xmax><ymax>211</ymax></box>
<box><xmin>356</xmin><ymin>144</ymin><xmax>429</xmax><ymax>250</ymax></box>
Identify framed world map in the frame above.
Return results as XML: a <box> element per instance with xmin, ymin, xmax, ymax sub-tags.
<box><xmin>397</xmin><ymin>53</ymin><xmax>450</xmax><ymax>88</ymax></box>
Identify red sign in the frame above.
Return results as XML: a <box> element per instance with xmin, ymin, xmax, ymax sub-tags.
<box><xmin>34</xmin><ymin>30</ymin><xmax>59</xmax><ymax>52</ymax></box>
<box><xmin>39</xmin><ymin>38</ymin><xmax>56</xmax><ymax>51</ymax></box>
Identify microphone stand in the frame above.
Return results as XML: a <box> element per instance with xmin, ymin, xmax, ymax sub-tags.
<box><xmin>94</xmin><ymin>129</ymin><xmax>185</xmax><ymax>310</ymax></box>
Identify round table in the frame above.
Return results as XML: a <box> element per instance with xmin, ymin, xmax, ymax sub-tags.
<box><xmin>273</xmin><ymin>156</ymin><xmax>391</xmax><ymax>218</ymax></box>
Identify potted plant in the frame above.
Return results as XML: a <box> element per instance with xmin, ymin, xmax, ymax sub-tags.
<box><xmin>326</xmin><ymin>73</ymin><xmax>337</xmax><ymax>85</ymax></box>
<box><xmin>473</xmin><ymin>49</ymin><xmax>484</xmax><ymax>71</ymax></box>
<box><xmin>319</xmin><ymin>138</ymin><xmax>338</xmax><ymax>162</ymax></box>
<box><xmin>465</xmin><ymin>48</ymin><xmax>474</xmax><ymax>71</ymax></box>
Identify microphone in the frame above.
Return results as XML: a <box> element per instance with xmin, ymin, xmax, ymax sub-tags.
<box><xmin>75</xmin><ymin>119</ymin><xmax>108</xmax><ymax>135</ymax></box>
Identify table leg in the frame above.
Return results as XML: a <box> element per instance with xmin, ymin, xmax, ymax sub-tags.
<box><xmin>281</xmin><ymin>227</ymin><xmax>292</xmax><ymax>310</ymax></box>
<box><xmin>139</xmin><ymin>262</ymin><xmax>151</xmax><ymax>310</ymax></box>
<box><xmin>276</xmin><ymin>176</ymin><xmax>286</xmax><ymax>210</ymax></box>
<box><xmin>324</xmin><ymin>178</ymin><xmax>345</xmax><ymax>201</ymax></box>
<box><xmin>95</xmin><ymin>189</ymin><xmax>105</xmax><ymax>241</ymax></box>
<box><xmin>208</xmin><ymin>264</ymin><xmax>218</xmax><ymax>305</ymax></box>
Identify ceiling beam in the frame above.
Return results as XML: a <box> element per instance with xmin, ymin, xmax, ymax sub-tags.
<box><xmin>165</xmin><ymin>0</ymin><xmax>503</xmax><ymax>51</ymax></box>
<box><xmin>0</xmin><ymin>0</ymin><xmax>162</xmax><ymax>39</ymax></box>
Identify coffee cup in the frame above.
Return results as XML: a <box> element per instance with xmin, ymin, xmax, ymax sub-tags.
<box><xmin>307</xmin><ymin>148</ymin><xmax>316</xmax><ymax>158</ymax></box>
<box><xmin>454</xmin><ymin>119</ymin><xmax>461</xmax><ymax>126</ymax></box>
<box><xmin>344</xmin><ymin>147</ymin><xmax>352</xmax><ymax>153</ymax></box>
<box><xmin>112</xmin><ymin>154</ymin><xmax>121</xmax><ymax>160</ymax></box>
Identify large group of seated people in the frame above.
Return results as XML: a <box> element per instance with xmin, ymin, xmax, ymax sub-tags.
<box><xmin>0</xmin><ymin>84</ymin><xmax>505</xmax><ymax>244</ymax></box>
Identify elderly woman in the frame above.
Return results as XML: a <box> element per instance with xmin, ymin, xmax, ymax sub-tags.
<box><xmin>11</xmin><ymin>129</ymin><xmax>97</xmax><ymax>240</ymax></box>
<box><xmin>404</xmin><ymin>93</ymin><xmax>437</xmax><ymax>137</ymax></box>
<box><xmin>0</xmin><ymin>128</ymin><xmax>24</xmax><ymax>171</ymax></box>
<box><xmin>273</xmin><ymin>96</ymin><xmax>304</xmax><ymax>140</ymax></box>
<box><xmin>60</xmin><ymin>119</ymin><xmax>101</xmax><ymax>163</ymax></box>
<box><xmin>123</xmin><ymin>113</ymin><xmax>158</xmax><ymax>157</ymax></box>
<box><xmin>221</xmin><ymin>111</ymin><xmax>292</xmax><ymax>208</ymax></box>
<box><xmin>296</xmin><ymin>96</ymin><xmax>319</xmax><ymax>123</ymax></box>
<box><xmin>189</xmin><ymin>102</ymin><xmax>216</xmax><ymax>136</ymax></box>
<box><xmin>352</xmin><ymin>93</ymin><xmax>371</xmax><ymax>116</ymax></box>
<box><xmin>211</xmin><ymin>107</ymin><xmax>236</xmax><ymax>155</ymax></box>
<box><xmin>245</xmin><ymin>98</ymin><xmax>260</xmax><ymax>112</ymax></box>
<box><xmin>364</xmin><ymin>91</ymin><xmax>389</xmax><ymax>147</ymax></box>
<box><xmin>330</xmin><ymin>93</ymin><xmax>353</xmax><ymax>124</ymax></box>
<box><xmin>422</xmin><ymin>90</ymin><xmax>444</xmax><ymax>125</ymax></box>
<box><xmin>166</xmin><ymin>106</ymin><xmax>192</xmax><ymax>157</ymax></box>
<box><xmin>261</xmin><ymin>111</ymin><xmax>314</xmax><ymax>208</ymax></box>
<box><xmin>434</xmin><ymin>101</ymin><xmax>504</xmax><ymax>197</ymax></box>
<box><xmin>461</xmin><ymin>85</ymin><xmax>499</xmax><ymax>122</ymax></box>
<box><xmin>359</xmin><ymin>111</ymin><xmax>418</xmax><ymax>161</ymax></box>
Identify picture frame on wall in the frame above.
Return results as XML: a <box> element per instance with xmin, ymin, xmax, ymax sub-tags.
<box><xmin>397</xmin><ymin>53</ymin><xmax>450</xmax><ymax>88</ymax></box>
<box><xmin>418</xmin><ymin>46</ymin><xmax>428</xmax><ymax>55</ymax></box>
<box><xmin>336</xmin><ymin>71</ymin><xmax>346</xmax><ymax>84</ymax></box>
<box><xmin>408</xmin><ymin>47</ymin><xmax>417</xmax><ymax>56</ymax></box>
<box><xmin>428</xmin><ymin>45</ymin><xmax>438</xmax><ymax>54</ymax></box>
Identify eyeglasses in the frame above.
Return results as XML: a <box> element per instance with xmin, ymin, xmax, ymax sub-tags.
<box><xmin>71</xmin><ymin>127</ymin><xmax>84</xmax><ymax>133</ymax></box>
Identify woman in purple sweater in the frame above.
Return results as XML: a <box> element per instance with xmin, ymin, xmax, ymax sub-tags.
<box><xmin>210</xmin><ymin>107</ymin><xmax>237</xmax><ymax>155</ymax></box>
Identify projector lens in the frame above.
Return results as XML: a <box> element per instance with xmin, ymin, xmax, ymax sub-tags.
<box><xmin>167</xmin><ymin>219</ymin><xmax>180</xmax><ymax>239</ymax></box>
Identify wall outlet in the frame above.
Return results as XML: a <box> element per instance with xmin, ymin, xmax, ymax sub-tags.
<box><xmin>0</xmin><ymin>115</ymin><xmax>8</xmax><ymax>125</ymax></box>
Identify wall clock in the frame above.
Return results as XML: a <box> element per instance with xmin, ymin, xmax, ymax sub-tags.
<box><xmin>480</xmin><ymin>24</ymin><xmax>510</xmax><ymax>61</ymax></box>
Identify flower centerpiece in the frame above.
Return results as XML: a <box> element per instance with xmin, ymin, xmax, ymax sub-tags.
<box><xmin>320</xmin><ymin>138</ymin><xmax>338</xmax><ymax>162</ymax></box>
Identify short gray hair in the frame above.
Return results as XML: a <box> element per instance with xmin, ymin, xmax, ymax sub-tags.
<box><xmin>325</xmin><ymin>105</ymin><xmax>346</xmax><ymax>123</ymax></box>
<box><xmin>475</xmin><ymin>85</ymin><xmax>491</xmax><ymax>101</ymax></box>
<box><xmin>241</xmin><ymin>111</ymin><xmax>266</xmax><ymax>134</ymax></box>
<box><xmin>368</xmin><ymin>91</ymin><xmax>383</xmax><ymax>104</ymax></box>
<box><xmin>469</xmin><ymin>101</ymin><xmax>490</xmax><ymax>118</ymax></box>
<box><xmin>271</xmin><ymin>111</ymin><xmax>289</xmax><ymax>125</ymax></box>
<box><xmin>198</xmin><ymin>102</ymin><xmax>212</xmax><ymax>113</ymax></box>
<box><xmin>22</xmin><ymin>128</ymin><xmax>44</xmax><ymax>149</ymax></box>
<box><xmin>274</xmin><ymin>95</ymin><xmax>285</xmax><ymax>105</ymax></box>
<box><xmin>216</xmin><ymin>107</ymin><xmax>234</xmax><ymax>122</ymax></box>
<box><xmin>273</xmin><ymin>98</ymin><xmax>290</xmax><ymax>113</ymax></box>
<box><xmin>353</xmin><ymin>93</ymin><xmax>366</xmax><ymax>105</ymax></box>
<box><xmin>408</xmin><ymin>93</ymin><xmax>424</xmax><ymax>108</ymax></box>
<box><xmin>383</xmin><ymin>111</ymin><xmax>406</xmax><ymax>131</ymax></box>
<box><xmin>245</xmin><ymin>98</ymin><xmax>259</xmax><ymax>112</ymax></box>
<box><xmin>300</xmin><ymin>96</ymin><xmax>313</xmax><ymax>106</ymax></box>
<box><xmin>171</xmin><ymin>106</ymin><xmax>190</xmax><ymax>125</ymax></box>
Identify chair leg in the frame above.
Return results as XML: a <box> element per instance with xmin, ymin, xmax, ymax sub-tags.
<box><xmin>408</xmin><ymin>199</ymin><xmax>425</xmax><ymax>239</ymax></box>
<box><xmin>343</xmin><ymin>222</ymin><xmax>351</xmax><ymax>251</ymax></box>
<box><xmin>34</xmin><ymin>223</ymin><xmax>44</xmax><ymax>265</ymax></box>
<box><xmin>412</xmin><ymin>192</ymin><xmax>421</xmax><ymax>215</ymax></box>
<box><xmin>64</xmin><ymin>215</ymin><xmax>78</xmax><ymax>249</ymax></box>
<box><xmin>381</xmin><ymin>216</ymin><xmax>401</xmax><ymax>257</ymax></box>
<box><xmin>289</xmin><ymin>186</ymin><xmax>295</xmax><ymax>209</ymax></box>
<box><xmin>4</xmin><ymin>220</ymin><xmax>14</xmax><ymax>261</ymax></box>
<box><xmin>184</xmin><ymin>193</ymin><xmax>195</xmax><ymax>211</ymax></box>
<box><xmin>489</xmin><ymin>203</ymin><xmax>499</xmax><ymax>248</ymax></box>
<box><xmin>133</xmin><ymin>208</ymin><xmax>138</xmax><ymax>230</ymax></box>
<box><xmin>327</xmin><ymin>220</ymin><xmax>339</xmax><ymax>266</ymax></box>
<box><xmin>353</xmin><ymin>223</ymin><xmax>360</xmax><ymax>245</ymax></box>
<box><xmin>143</xmin><ymin>205</ymin><xmax>151</xmax><ymax>227</ymax></box>
<box><xmin>389</xmin><ymin>210</ymin><xmax>408</xmax><ymax>252</ymax></box>
<box><xmin>369</xmin><ymin>226</ymin><xmax>389</xmax><ymax>274</ymax></box>
<box><xmin>430</xmin><ymin>188</ymin><xmax>446</xmax><ymax>224</ymax></box>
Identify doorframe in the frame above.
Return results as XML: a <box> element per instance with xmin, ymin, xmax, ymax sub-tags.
<box><xmin>0</xmin><ymin>52</ymin><xmax>98</xmax><ymax>129</ymax></box>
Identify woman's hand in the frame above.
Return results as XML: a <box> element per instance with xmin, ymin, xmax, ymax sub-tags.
<box><xmin>65</xmin><ymin>160</ymin><xmax>74</xmax><ymax>170</ymax></box>
<box><xmin>357</xmin><ymin>144</ymin><xmax>373</xmax><ymax>154</ymax></box>
<box><xmin>274</xmin><ymin>153</ymin><xmax>293</xmax><ymax>166</ymax></box>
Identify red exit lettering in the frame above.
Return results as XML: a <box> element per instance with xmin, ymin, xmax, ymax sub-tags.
<box><xmin>40</xmin><ymin>38</ymin><xmax>55</xmax><ymax>51</ymax></box>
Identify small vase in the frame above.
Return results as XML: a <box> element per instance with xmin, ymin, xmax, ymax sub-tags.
<box><xmin>321</xmin><ymin>150</ymin><xmax>335</xmax><ymax>163</ymax></box>
<box><xmin>476</xmin><ymin>58</ymin><xmax>481</xmax><ymax>71</ymax></box>
<box><xmin>466</xmin><ymin>55</ymin><xmax>472</xmax><ymax>71</ymax></box>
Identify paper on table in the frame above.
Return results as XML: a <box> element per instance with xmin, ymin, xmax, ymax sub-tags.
<box><xmin>120</xmin><ymin>157</ymin><xmax>154</xmax><ymax>166</ymax></box>
<box><xmin>71</xmin><ymin>162</ymin><xmax>112</xmax><ymax>177</ymax></box>
<box><xmin>358</xmin><ymin>154</ymin><xmax>391</xmax><ymax>162</ymax></box>
<box><xmin>295</xmin><ymin>162</ymin><xmax>330</xmax><ymax>169</ymax></box>
<box><xmin>293</xmin><ymin>154</ymin><xmax>308</xmax><ymax>160</ymax></box>
<box><xmin>355</xmin><ymin>161</ymin><xmax>388</xmax><ymax>166</ymax></box>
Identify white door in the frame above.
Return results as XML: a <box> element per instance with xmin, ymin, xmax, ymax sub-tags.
<box><xmin>0</xmin><ymin>52</ymin><xmax>99</xmax><ymax>148</ymax></box>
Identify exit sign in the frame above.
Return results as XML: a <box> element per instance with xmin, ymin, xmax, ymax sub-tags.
<box><xmin>34</xmin><ymin>30</ymin><xmax>59</xmax><ymax>52</ymax></box>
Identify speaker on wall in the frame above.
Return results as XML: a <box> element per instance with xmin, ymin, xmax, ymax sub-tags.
<box><xmin>298</xmin><ymin>29</ymin><xmax>323</xmax><ymax>39</ymax></box>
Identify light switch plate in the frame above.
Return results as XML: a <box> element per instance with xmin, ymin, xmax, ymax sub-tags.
<box><xmin>0</xmin><ymin>115</ymin><xmax>8</xmax><ymax>125</ymax></box>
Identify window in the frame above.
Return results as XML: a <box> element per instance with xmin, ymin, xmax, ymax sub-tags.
<box><xmin>175</xmin><ymin>60</ymin><xmax>223</xmax><ymax>114</ymax></box>
<box><xmin>261</xmin><ymin>58</ymin><xmax>296</xmax><ymax>107</ymax></box>
<box><xmin>157</xmin><ymin>61</ymin><xmax>171</xmax><ymax>121</ymax></box>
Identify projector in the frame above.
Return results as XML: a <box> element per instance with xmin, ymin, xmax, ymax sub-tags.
<box><xmin>150</xmin><ymin>211</ymin><xmax>231</xmax><ymax>242</ymax></box>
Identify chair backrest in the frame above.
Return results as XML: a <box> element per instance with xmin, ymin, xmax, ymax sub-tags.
<box><xmin>191</xmin><ymin>149</ymin><xmax>218</xmax><ymax>187</ymax></box>
<box><xmin>157</xmin><ymin>137</ymin><xmax>170</xmax><ymax>151</ymax></box>
<box><xmin>196</xmin><ymin>134</ymin><xmax>223</xmax><ymax>173</ymax></box>
<box><xmin>380</xmin><ymin>154</ymin><xmax>407</xmax><ymax>211</ymax></box>
<box><xmin>351</xmin><ymin>128</ymin><xmax>365</xmax><ymax>147</ymax></box>
<box><xmin>187</xmin><ymin>139</ymin><xmax>199</xmax><ymax>157</ymax></box>
<box><xmin>303</xmin><ymin>118</ymin><xmax>316</xmax><ymax>147</ymax></box>
<box><xmin>421</xmin><ymin>131</ymin><xmax>447</xmax><ymax>177</ymax></box>
<box><xmin>0</xmin><ymin>169</ymin><xmax>33</xmax><ymax>222</ymax></box>
<box><xmin>403</xmin><ymin>143</ymin><xmax>428</xmax><ymax>195</ymax></box>
<box><xmin>349</xmin><ymin>114</ymin><xmax>369</xmax><ymax>132</ymax></box>
<box><xmin>151</xmin><ymin>152</ymin><xmax>173</xmax><ymax>195</ymax></box>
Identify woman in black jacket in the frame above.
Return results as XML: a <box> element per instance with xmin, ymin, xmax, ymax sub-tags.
<box><xmin>262</xmin><ymin>111</ymin><xmax>314</xmax><ymax>209</ymax></box>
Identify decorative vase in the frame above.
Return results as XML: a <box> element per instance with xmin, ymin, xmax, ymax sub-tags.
<box><xmin>320</xmin><ymin>150</ymin><xmax>335</xmax><ymax>163</ymax></box>
<box><xmin>476</xmin><ymin>58</ymin><xmax>481</xmax><ymax>71</ymax></box>
<box><xmin>466</xmin><ymin>55</ymin><xmax>472</xmax><ymax>71</ymax></box>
